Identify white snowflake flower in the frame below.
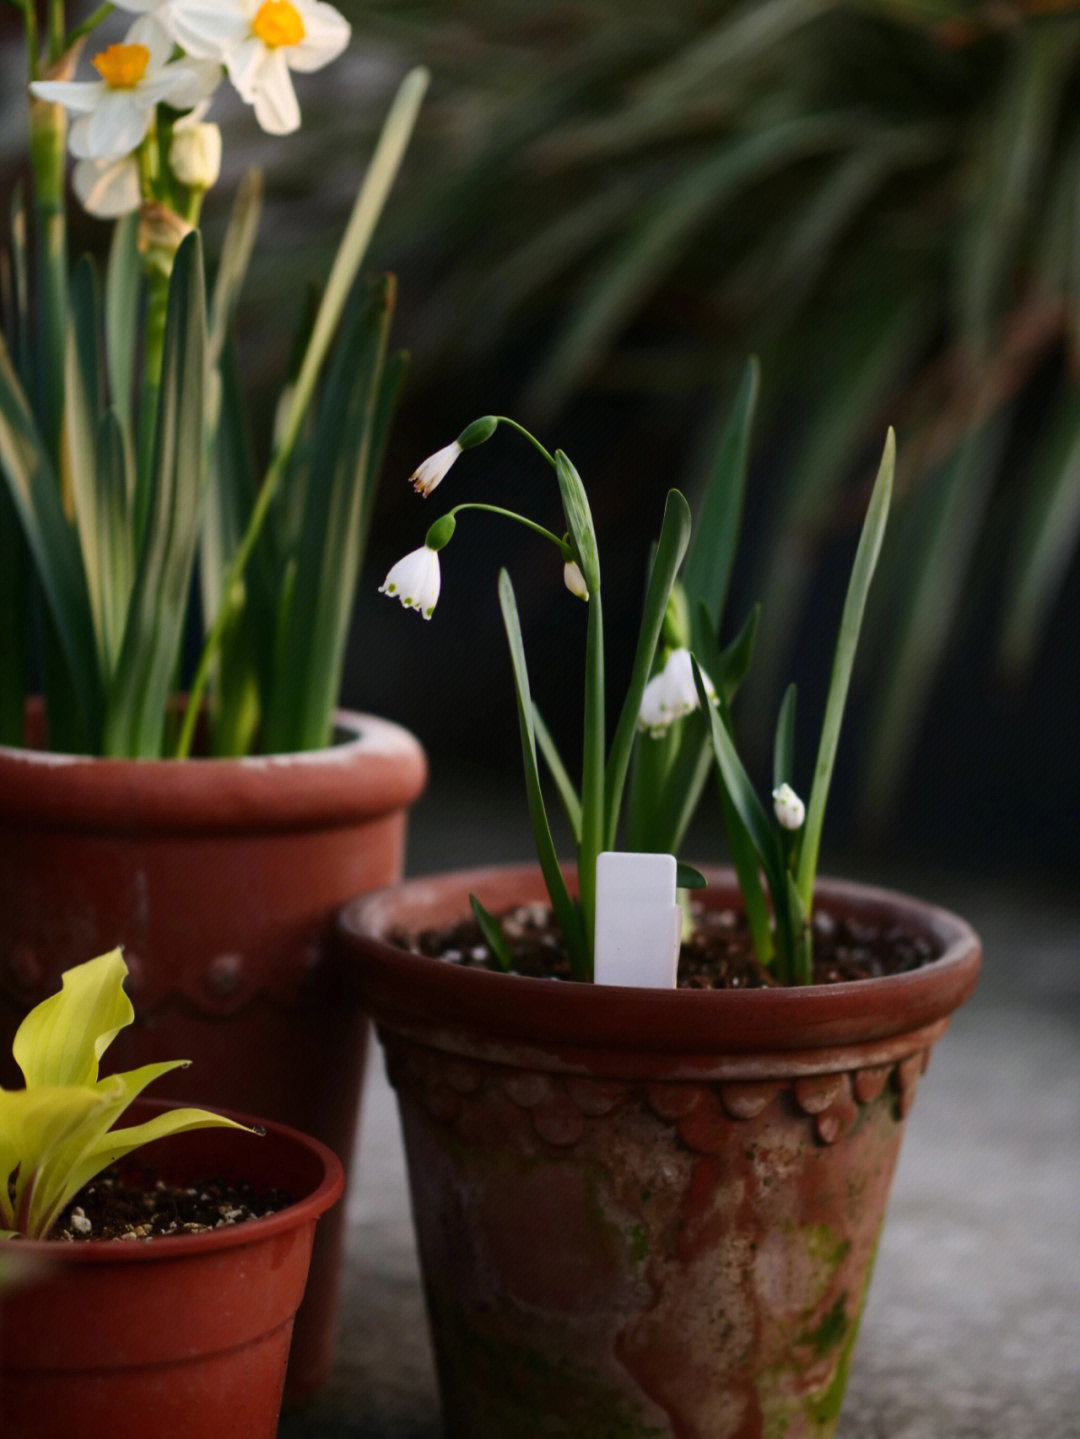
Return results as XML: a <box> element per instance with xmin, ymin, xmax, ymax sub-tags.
<box><xmin>30</xmin><ymin>17</ymin><xmax>220</xmax><ymax>162</ymax></box>
<box><xmin>563</xmin><ymin>560</ymin><xmax>589</xmax><ymax>601</ymax></box>
<box><xmin>167</xmin><ymin>0</ymin><xmax>350</xmax><ymax>136</ymax></box>
<box><xmin>409</xmin><ymin>441</ymin><xmax>462</xmax><ymax>498</ymax></box>
<box><xmin>772</xmin><ymin>782</ymin><xmax>806</xmax><ymax>831</ymax></box>
<box><xmin>379</xmin><ymin>545</ymin><xmax>441</xmax><ymax>620</ymax></box>
<box><xmin>637</xmin><ymin>648</ymin><xmax>715</xmax><ymax>738</ymax></box>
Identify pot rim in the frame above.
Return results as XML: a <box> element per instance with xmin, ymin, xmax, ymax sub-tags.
<box><xmin>338</xmin><ymin>864</ymin><xmax>982</xmax><ymax>1055</ymax></box>
<box><xmin>0</xmin><ymin>702</ymin><xmax>427</xmax><ymax>830</ymax></box>
<box><xmin>12</xmin><ymin>1099</ymin><xmax>345</xmax><ymax>1264</ymax></box>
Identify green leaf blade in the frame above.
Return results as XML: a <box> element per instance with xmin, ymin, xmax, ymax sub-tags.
<box><xmin>796</xmin><ymin>429</ymin><xmax>894</xmax><ymax>905</ymax></box>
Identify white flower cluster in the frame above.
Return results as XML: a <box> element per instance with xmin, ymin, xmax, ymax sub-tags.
<box><xmin>637</xmin><ymin>648</ymin><xmax>715</xmax><ymax>738</ymax></box>
<box><xmin>31</xmin><ymin>0</ymin><xmax>350</xmax><ymax>215</ymax></box>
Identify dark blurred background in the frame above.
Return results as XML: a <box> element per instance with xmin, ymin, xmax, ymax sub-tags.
<box><xmin>3</xmin><ymin>0</ymin><xmax>1078</xmax><ymax>881</ymax></box>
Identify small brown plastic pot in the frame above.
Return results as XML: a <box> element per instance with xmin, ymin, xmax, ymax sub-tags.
<box><xmin>0</xmin><ymin>1099</ymin><xmax>344</xmax><ymax>1439</ymax></box>
<box><xmin>0</xmin><ymin>702</ymin><xmax>426</xmax><ymax>1401</ymax></box>
<box><xmin>337</xmin><ymin>865</ymin><xmax>981</xmax><ymax>1439</ymax></box>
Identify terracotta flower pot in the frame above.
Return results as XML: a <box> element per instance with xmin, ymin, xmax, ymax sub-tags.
<box><xmin>0</xmin><ymin>1099</ymin><xmax>343</xmax><ymax>1439</ymax></box>
<box><xmin>337</xmin><ymin>864</ymin><xmax>981</xmax><ymax>1439</ymax></box>
<box><xmin>0</xmin><ymin>701</ymin><xmax>426</xmax><ymax>1401</ymax></box>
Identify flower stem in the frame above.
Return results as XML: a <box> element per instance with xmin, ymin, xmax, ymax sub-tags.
<box><xmin>28</xmin><ymin>94</ymin><xmax>68</xmax><ymax>461</ymax></box>
<box><xmin>135</xmin><ymin>263</ymin><xmax>171</xmax><ymax>529</ymax></box>
<box><xmin>577</xmin><ymin>588</ymin><xmax>605</xmax><ymax>969</ymax></box>
<box><xmin>491</xmin><ymin>416</ymin><xmax>556</xmax><ymax>468</ymax></box>
<box><xmin>447</xmin><ymin>503</ymin><xmax>570</xmax><ymax>555</ymax></box>
<box><xmin>46</xmin><ymin>0</ymin><xmax>64</xmax><ymax>65</ymax></box>
<box><xmin>64</xmin><ymin>3</ymin><xmax>114</xmax><ymax>52</ymax></box>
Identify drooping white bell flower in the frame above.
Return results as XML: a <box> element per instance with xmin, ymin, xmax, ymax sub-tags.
<box><xmin>772</xmin><ymin>782</ymin><xmax>806</xmax><ymax>831</ymax></box>
<box><xmin>167</xmin><ymin>0</ymin><xmax>350</xmax><ymax>136</ymax></box>
<box><xmin>379</xmin><ymin>545</ymin><xmax>441</xmax><ymax>620</ymax></box>
<box><xmin>30</xmin><ymin>16</ymin><xmax>221</xmax><ymax>162</ymax></box>
<box><xmin>563</xmin><ymin>560</ymin><xmax>589</xmax><ymax>601</ymax></box>
<box><xmin>637</xmin><ymin>647</ymin><xmax>715</xmax><ymax>738</ymax></box>
<box><xmin>72</xmin><ymin>153</ymin><xmax>142</xmax><ymax>217</ymax></box>
<box><xmin>409</xmin><ymin>441</ymin><xmax>461</xmax><ymax>497</ymax></box>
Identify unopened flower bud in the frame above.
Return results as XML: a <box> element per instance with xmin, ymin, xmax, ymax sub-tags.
<box><xmin>456</xmin><ymin>416</ymin><xmax>498</xmax><ymax>449</ymax></box>
<box><xmin>424</xmin><ymin>513</ymin><xmax>457</xmax><ymax>551</ymax></box>
<box><xmin>772</xmin><ymin>782</ymin><xmax>805</xmax><ymax>830</ymax></box>
<box><xmin>563</xmin><ymin>560</ymin><xmax>589</xmax><ymax>601</ymax></box>
<box><xmin>138</xmin><ymin>201</ymin><xmax>193</xmax><ymax>277</ymax></box>
<box><xmin>169</xmin><ymin>119</ymin><xmax>222</xmax><ymax>190</ymax></box>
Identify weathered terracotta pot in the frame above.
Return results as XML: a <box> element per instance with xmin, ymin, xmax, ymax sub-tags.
<box><xmin>0</xmin><ymin>701</ymin><xmax>426</xmax><ymax>1400</ymax></box>
<box><xmin>337</xmin><ymin>865</ymin><xmax>981</xmax><ymax>1439</ymax></box>
<box><xmin>0</xmin><ymin>1099</ymin><xmax>343</xmax><ymax>1439</ymax></box>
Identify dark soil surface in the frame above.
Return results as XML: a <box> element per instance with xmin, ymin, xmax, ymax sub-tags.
<box><xmin>397</xmin><ymin>900</ymin><xmax>940</xmax><ymax>987</ymax></box>
<box><xmin>47</xmin><ymin>1165</ymin><xmax>292</xmax><ymax>1242</ymax></box>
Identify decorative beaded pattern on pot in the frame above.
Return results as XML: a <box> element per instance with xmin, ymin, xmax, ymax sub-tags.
<box><xmin>379</xmin><ymin>1035</ymin><xmax>931</xmax><ymax>1152</ymax></box>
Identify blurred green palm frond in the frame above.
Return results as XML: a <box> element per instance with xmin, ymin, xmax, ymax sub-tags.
<box><xmin>350</xmin><ymin>0</ymin><xmax>1080</xmax><ymax>822</ymax></box>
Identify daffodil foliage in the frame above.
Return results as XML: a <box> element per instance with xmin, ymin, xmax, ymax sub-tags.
<box><xmin>0</xmin><ymin>950</ymin><xmax>251</xmax><ymax>1240</ymax></box>
<box><xmin>1</xmin><ymin>1</ymin><xmax>427</xmax><ymax>756</ymax></box>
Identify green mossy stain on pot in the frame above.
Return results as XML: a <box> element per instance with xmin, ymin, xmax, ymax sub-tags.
<box><xmin>800</xmin><ymin>1292</ymin><xmax>848</xmax><ymax>1358</ymax></box>
<box><xmin>427</xmin><ymin>1287</ymin><xmax>666</xmax><ymax>1439</ymax></box>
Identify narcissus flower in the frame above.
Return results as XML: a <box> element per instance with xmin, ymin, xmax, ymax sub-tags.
<box><xmin>772</xmin><ymin>782</ymin><xmax>806</xmax><ymax>830</ymax></box>
<box><xmin>379</xmin><ymin>545</ymin><xmax>441</xmax><ymax>619</ymax></box>
<box><xmin>638</xmin><ymin>648</ymin><xmax>715</xmax><ymax>737</ymax></box>
<box><xmin>409</xmin><ymin>441</ymin><xmax>461</xmax><ymax>498</ymax></box>
<box><xmin>168</xmin><ymin>0</ymin><xmax>350</xmax><ymax>135</ymax></box>
<box><xmin>30</xmin><ymin>17</ymin><xmax>220</xmax><ymax>161</ymax></box>
<box><xmin>72</xmin><ymin>153</ymin><xmax>142</xmax><ymax>217</ymax></box>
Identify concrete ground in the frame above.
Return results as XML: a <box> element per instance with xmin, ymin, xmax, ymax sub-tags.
<box><xmin>280</xmin><ymin>773</ymin><xmax>1080</xmax><ymax>1439</ymax></box>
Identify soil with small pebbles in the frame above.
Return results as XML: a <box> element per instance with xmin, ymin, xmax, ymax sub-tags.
<box><xmin>43</xmin><ymin>1166</ymin><xmax>292</xmax><ymax>1242</ymax></box>
<box><xmin>396</xmin><ymin>900</ymin><xmax>940</xmax><ymax>987</ymax></box>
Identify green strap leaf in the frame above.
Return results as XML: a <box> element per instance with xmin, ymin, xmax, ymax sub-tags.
<box><xmin>796</xmin><ymin>429</ymin><xmax>893</xmax><ymax>903</ymax></box>
<box><xmin>104</xmin><ymin>211</ymin><xmax>140</xmax><ymax>450</ymax></box>
<box><xmin>773</xmin><ymin>683</ymin><xmax>797</xmax><ymax>793</ymax></box>
<box><xmin>106</xmin><ymin>231</ymin><xmax>207</xmax><ymax>756</ymax></box>
<box><xmin>261</xmin><ymin>275</ymin><xmax>398</xmax><ymax>753</ymax></box>
<box><xmin>498</xmin><ymin>569</ymin><xmax>589</xmax><ymax>979</ymax></box>
<box><xmin>605</xmin><ymin>488</ymin><xmax>692</xmax><ymax>847</ymax></box>
<box><xmin>0</xmin><ymin>332</ymin><xmax>103</xmax><ymax>744</ymax></box>
<box><xmin>554</xmin><ymin>449</ymin><xmax>600</xmax><ymax>594</ymax></box>
<box><xmin>469</xmin><ymin>895</ymin><xmax>515</xmax><ymax>973</ymax></box>
<box><xmin>684</xmin><ymin>356</ymin><xmax>759</xmax><ymax>650</ymax></box>
<box><xmin>534</xmin><ymin>704</ymin><xmax>582</xmax><ymax>839</ymax></box>
<box><xmin>715</xmin><ymin>601</ymin><xmax>760</xmax><ymax>701</ymax></box>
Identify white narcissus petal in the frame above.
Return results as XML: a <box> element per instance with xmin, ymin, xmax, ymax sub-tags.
<box><xmin>125</xmin><ymin>13</ymin><xmax>175</xmax><ymax>67</ymax></box>
<box><xmin>168</xmin><ymin>4</ymin><xmax>251</xmax><ymax>61</ymax></box>
<box><xmin>156</xmin><ymin>57</ymin><xmax>222</xmax><ymax>110</ymax></box>
<box><xmin>286</xmin><ymin>1</ymin><xmax>351</xmax><ymax>72</ymax></box>
<box><xmin>29</xmin><ymin>80</ymin><xmax>105</xmax><ymax>115</ymax></box>
<box><xmin>225</xmin><ymin>36</ymin><xmax>268</xmax><ymax>103</ymax></box>
<box><xmin>79</xmin><ymin>92</ymin><xmax>151</xmax><ymax>161</ymax></box>
<box><xmin>73</xmin><ymin>154</ymin><xmax>142</xmax><ymax>217</ymax></box>
<box><xmin>251</xmin><ymin>49</ymin><xmax>300</xmax><ymax>134</ymax></box>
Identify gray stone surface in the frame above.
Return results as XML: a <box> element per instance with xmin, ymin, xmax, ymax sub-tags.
<box><xmin>280</xmin><ymin>780</ymin><xmax>1079</xmax><ymax>1438</ymax></box>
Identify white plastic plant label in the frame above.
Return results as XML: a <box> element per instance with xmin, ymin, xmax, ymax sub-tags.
<box><xmin>594</xmin><ymin>851</ymin><xmax>681</xmax><ymax>989</ymax></box>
